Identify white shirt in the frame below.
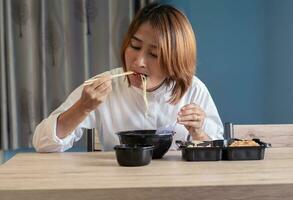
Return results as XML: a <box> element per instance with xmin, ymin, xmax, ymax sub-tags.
<box><xmin>33</xmin><ymin>68</ymin><xmax>224</xmax><ymax>152</ymax></box>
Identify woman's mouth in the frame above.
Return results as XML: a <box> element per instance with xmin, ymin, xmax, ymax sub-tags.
<box><xmin>131</xmin><ymin>72</ymin><xmax>148</xmax><ymax>81</ymax></box>
<box><xmin>134</xmin><ymin>72</ymin><xmax>148</xmax><ymax>77</ymax></box>
<box><xmin>128</xmin><ymin>72</ymin><xmax>149</xmax><ymax>88</ymax></box>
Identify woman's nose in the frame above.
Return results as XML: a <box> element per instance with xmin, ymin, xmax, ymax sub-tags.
<box><xmin>134</xmin><ymin>52</ymin><xmax>146</xmax><ymax>68</ymax></box>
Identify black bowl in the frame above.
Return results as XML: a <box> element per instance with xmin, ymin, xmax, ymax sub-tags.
<box><xmin>114</xmin><ymin>144</ymin><xmax>154</xmax><ymax>167</ymax></box>
<box><xmin>116</xmin><ymin>130</ymin><xmax>173</xmax><ymax>159</ymax></box>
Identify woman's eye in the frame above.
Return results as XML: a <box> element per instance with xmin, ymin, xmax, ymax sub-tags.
<box><xmin>149</xmin><ymin>53</ymin><xmax>158</xmax><ymax>58</ymax></box>
<box><xmin>130</xmin><ymin>44</ymin><xmax>141</xmax><ymax>50</ymax></box>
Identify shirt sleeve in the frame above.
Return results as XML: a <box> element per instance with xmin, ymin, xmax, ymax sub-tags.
<box><xmin>33</xmin><ymin>85</ymin><xmax>96</xmax><ymax>152</ymax></box>
<box><xmin>191</xmin><ymin>78</ymin><xmax>224</xmax><ymax>140</ymax></box>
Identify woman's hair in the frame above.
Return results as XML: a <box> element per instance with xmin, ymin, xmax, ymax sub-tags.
<box><xmin>121</xmin><ymin>3</ymin><xmax>196</xmax><ymax>104</ymax></box>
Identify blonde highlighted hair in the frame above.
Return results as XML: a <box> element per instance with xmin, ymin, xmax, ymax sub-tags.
<box><xmin>121</xmin><ymin>3</ymin><xmax>196</xmax><ymax>104</ymax></box>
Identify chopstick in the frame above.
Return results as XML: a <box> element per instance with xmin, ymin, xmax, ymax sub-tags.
<box><xmin>83</xmin><ymin>71</ymin><xmax>135</xmax><ymax>86</ymax></box>
<box><xmin>111</xmin><ymin>71</ymin><xmax>135</xmax><ymax>78</ymax></box>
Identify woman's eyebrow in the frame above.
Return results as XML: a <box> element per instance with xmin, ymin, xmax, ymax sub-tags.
<box><xmin>132</xmin><ymin>36</ymin><xmax>142</xmax><ymax>42</ymax></box>
<box><xmin>132</xmin><ymin>35</ymin><xmax>157</xmax><ymax>48</ymax></box>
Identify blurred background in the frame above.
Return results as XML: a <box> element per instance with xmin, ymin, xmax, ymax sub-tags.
<box><xmin>1</xmin><ymin>0</ymin><xmax>293</xmax><ymax>154</ymax></box>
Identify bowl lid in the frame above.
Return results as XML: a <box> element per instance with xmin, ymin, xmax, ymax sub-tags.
<box><xmin>116</xmin><ymin>129</ymin><xmax>173</xmax><ymax>136</ymax></box>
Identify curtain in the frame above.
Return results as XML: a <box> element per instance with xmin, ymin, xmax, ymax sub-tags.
<box><xmin>0</xmin><ymin>0</ymin><xmax>135</xmax><ymax>150</ymax></box>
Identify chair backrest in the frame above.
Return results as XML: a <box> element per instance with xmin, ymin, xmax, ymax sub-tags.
<box><xmin>86</xmin><ymin>128</ymin><xmax>102</xmax><ymax>151</ymax></box>
<box><xmin>226</xmin><ymin>123</ymin><xmax>293</xmax><ymax>148</ymax></box>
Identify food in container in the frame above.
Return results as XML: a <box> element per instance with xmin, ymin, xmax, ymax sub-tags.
<box><xmin>229</xmin><ymin>140</ymin><xmax>259</xmax><ymax>147</ymax></box>
<box><xmin>176</xmin><ymin>139</ymin><xmax>271</xmax><ymax>161</ymax></box>
<box><xmin>176</xmin><ymin>140</ymin><xmax>222</xmax><ymax>161</ymax></box>
<box><xmin>222</xmin><ymin>139</ymin><xmax>271</xmax><ymax>160</ymax></box>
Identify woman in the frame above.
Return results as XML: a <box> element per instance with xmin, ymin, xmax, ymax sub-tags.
<box><xmin>33</xmin><ymin>3</ymin><xmax>223</xmax><ymax>152</ymax></box>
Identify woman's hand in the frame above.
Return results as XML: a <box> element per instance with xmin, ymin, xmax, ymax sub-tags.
<box><xmin>177</xmin><ymin>103</ymin><xmax>210</xmax><ymax>140</ymax></box>
<box><xmin>56</xmin><ymin>75</ymin><xmax>112</xmax><ymax>139</ymax></box>
<box><xmin>79</xmin><ymin>75</ymin><xmax>112</xmax><ymax>114</ymax></box>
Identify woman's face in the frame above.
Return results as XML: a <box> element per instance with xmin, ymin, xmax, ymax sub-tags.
<box><xmin>125</xmin><ymin>22</ymin><xmax>167</xmax><ymax>91</ymax></box>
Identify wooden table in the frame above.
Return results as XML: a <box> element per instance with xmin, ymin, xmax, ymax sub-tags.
<box><xmin>1</xmin><ymin>148</ymin><xmax>293</xmax><ymax>200</ymax></box>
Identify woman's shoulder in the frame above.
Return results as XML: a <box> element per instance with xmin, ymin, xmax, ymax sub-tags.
<box><xmin>179</xmin><ymin>76</ymin><xmax>213</xmax><ymax>105</ymax></box>
<box><xmin>190</xmin><ymin>76</ymin><xmax>209</xmax><ymax>93</ymax></box>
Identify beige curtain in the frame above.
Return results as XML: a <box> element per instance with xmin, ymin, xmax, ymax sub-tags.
<box><xmin>0</xmin><ymin>0</ymin><xmax>135</xmax><ymax>150</ymax></box>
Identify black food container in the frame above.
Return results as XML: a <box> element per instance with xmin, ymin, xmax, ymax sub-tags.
<box><xmin>114</xmin><ymin>144</ymin><xmax>154</xmax><ymax>167</ymax></box>
<box><xmin>222</xmin><ymin>139</ymin><xmax>271</xmax><ymax>161</ymax></box>
<box><xmin>117</xmin><ymin>130</ymin><xmax>173</xmax><ymax>159</ymax></box>
<box><xmin>176</xmin><ymin>140</ymin><xmax>222</xmax><ymax>161</ymax></box>
<box><xmin>176</xmin><ymin>139</ymin><xmax>270</xmax><ymax>161</ymax></box>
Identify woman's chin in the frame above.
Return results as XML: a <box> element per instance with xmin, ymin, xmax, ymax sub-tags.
<box><xmin>129</xmin><ymin>79</ymin><xmax>141</xmax><ymax>89</ymax></box>
<box><xmin>129</xmin><ymin>76</ymin><xmax>162</xmax><ymax>91</ymax></box>
<box><xmin>130</xmin><ymin>83</ymin><xmax>160</xmax><ymax>92</ymax></box>
<box><xmin>131</xmin><ymin>83</ymin><xmax>141</xmax><ymax>89</ymax></box>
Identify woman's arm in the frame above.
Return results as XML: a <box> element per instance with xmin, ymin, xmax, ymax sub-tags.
<box><xmin>56</xmin><ymin>99</ymin><xmax>90</xmax><ymax>139</ymax></box>
<box><xmin>177</xmin><ymin>77</ymin><xmax>224</xmax><ymax>141</ymax></box>
<box><xmin>33</xmin><ymin>74</ymin><xmax>112</xmax><ymax>152</ymax></box>
<box><xmin>56</xmin><ymin>75</ymin><xmax>112</xmax><ymax>139</ymax></box>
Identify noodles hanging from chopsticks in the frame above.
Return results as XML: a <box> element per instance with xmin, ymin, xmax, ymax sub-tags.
<box><xmin>140</xmin><ymin>74</ymin><xmax>149</xmax><ymax>117</ymax></box>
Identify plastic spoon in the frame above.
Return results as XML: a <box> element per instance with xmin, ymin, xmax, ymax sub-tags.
<box><xmin>156</xmin><ymin>121</ymin><xmax>177</xmax><ymax>135</ymax></box>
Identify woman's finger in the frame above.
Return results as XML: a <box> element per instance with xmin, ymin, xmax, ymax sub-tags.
<box><xmin>93</xmin><ymin>75</ymin><xmax>112</xmax><ymax>89</ymax></box>
<box><xmin>97</xmin><ymin>86</ymin><xmax>112</xmax><ymax>102</ymax></box>
<box><xmin>85</xmin><ymin>75</ymin><xmax>112</xmax><ymax>89</ymax></box>
<box><xmin>178</xmin><ymin>114</ymin><xmax>202</xmax><ymax>122</ymax></box>
<box><xmin>178</xmin><ymin>120</ymin><xmax>202</xmax><ymax>129</ymax></box>
<box><xmin>180</xmin><ymin>103</ymin><xmax>200</xmax><ymax>111</ymax></box>
<box><xmin>98</xmin><ymin>82</ymin><xmax>112</xmax><ymax>96</ymax></box>
<box><xmin>82</xmin><ymin>79</ymin><xmax>112</xmax><ymax>100</ymax></box>
<box><xmin>93</xmin><ymin>79</ymin><xmax>112</xmax><ymax>92</ymax></box>
<box><xmin>179</xmin><ymin>108</ymin><xmax>203</xmax><ymax>116</ymax></box>
<box><xmin>180</xmin><ymin>104</ymin><xmax>203</xmax><ymax>115</ymax></box>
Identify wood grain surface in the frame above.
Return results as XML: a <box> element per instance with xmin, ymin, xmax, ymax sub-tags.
<box><xmin>1</xmin><ymin>148</ymin><xmax>293</xmax><ymax>200</ymax></box>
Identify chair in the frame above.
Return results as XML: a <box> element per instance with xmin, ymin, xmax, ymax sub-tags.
<box><xmin>86</xmin><ymin>128</ymin><xmax>102</xmax><ymax>152</ymax></box>
<box><xmin>225</xmin><ymin>123</ymin><xmax>293</xmax><ymax>147</ymax></box>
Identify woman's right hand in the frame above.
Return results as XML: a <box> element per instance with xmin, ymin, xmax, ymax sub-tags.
<box><xmin>79</xmin><ymin>75</ymin><xmax>112</xmax><ymax>113</ymax></box>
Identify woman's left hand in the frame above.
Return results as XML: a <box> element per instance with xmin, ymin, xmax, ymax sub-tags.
<box><xmin>177</xmin><ymin>103</ymin><xmax>209</xmax><ymax>140</ymax></box>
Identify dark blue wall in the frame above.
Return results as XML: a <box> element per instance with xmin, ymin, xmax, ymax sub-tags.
<box><xmin>161</xmin><ymin>0</ymin><xmax>293</xmax><ymax>124</ymax></box>
<box><xmin>265</xmin><ymin>0</ymin><xmax>293</xmax><ymax>123</ymax></box>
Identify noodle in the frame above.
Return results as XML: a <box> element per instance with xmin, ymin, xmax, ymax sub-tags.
<box><xmin>140</xmin><ymin>74</ymin><xmax>149</xmax><ymax>116</ymax></box>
